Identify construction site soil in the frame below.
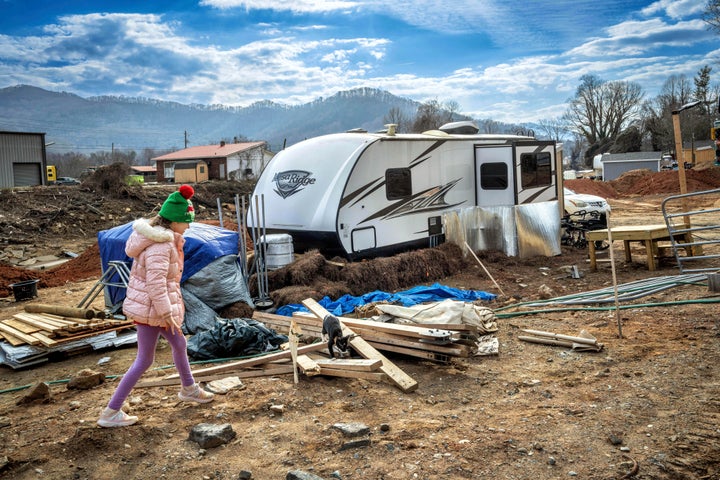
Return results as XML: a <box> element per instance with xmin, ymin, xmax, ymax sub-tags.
<box><xmin>1</xmin><ymin>165</ymin><xmax>719</xmax><ymax>480</ymax></box>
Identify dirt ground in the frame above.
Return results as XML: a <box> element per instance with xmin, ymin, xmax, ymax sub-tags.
<box><xmin>1</xmin><ymin>166</ymin><xmax>720</xmax><ymax>480</ymax></box>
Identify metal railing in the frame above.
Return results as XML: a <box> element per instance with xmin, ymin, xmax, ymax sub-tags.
<box><xmin>661</xmin><ymin>188</ymin><xmax>720</xmax><ymax>273</ymax></box>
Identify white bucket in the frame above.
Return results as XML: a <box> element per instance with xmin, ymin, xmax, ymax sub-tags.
<box><xmin>260</xmin><ymin>234</ymin><xmax>294</xmax><ymax>270</ymax></box>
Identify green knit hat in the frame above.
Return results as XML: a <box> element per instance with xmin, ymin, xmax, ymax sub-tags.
<box><xmin>159</xmin><ymin>185</ymin><xmax>195</xmax><ymax>223</ymax></box>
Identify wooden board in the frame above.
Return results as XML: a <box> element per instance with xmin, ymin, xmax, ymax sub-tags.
<box><xmin>355</xmin><ymin>330</ymin><xmax>469</xmax><ymax>357</ymax></box>
<box><xmin>312</xmin><ymin>358</ymin><xmax>382</xmax><ymax>372</ymax></box>
<box><xmin>365</xmin><ymin>341</ymin><xmax>450</xmax><ymax>363</ymax></box>
<box><xmin>0</xmin><ymin>329</ymin><xmax>26</xmax><ymax>346</ymax></box>
<box><xmin>301</xmin><ymin>298</ymin><xmax>418</xmax><ymax>393</ymax></box>
<box><xmin>163</xmin><ymin>342</ymin><xmax>328</xmax><ymax>380</ymax></box>
<box><xmin>313</xmin><ymin>368</ymin><xmax>387</xmax><ymax>381</ymax></box>
<box><xmin>296</xmin><ymin>354</ymin><xmax>321</xmax><ymax>375</ymax></box>
<box><xmin>292</xmin><ymin>311</ymin><xmax>453</xmax><ymax>340</ymax></box>
<box><xmin>0</xmin><ymin>323</ymin><xmax>42</xmax><ymax>346</ymax></box>
<box><xmin>2</xmin><ymin>318</ymin><xmax>41</xmax><ymax>334</ymax></box>
<box><xmin>136</xmin><ymin>365</ymin><xmax>295</xmax><ymax>387</ymax></box>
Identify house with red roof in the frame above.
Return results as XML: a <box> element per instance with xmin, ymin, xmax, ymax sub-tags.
<box><xmin>152</xmin><ymin>140</ymin><xmax>274</xmax><ymax>183</ymax></box>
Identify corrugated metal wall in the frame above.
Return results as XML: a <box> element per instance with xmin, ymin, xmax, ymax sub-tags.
<box><xmin>0</xmin><ymin>131</ymin><xmax>46</xmax><ymax>188</ymax></box>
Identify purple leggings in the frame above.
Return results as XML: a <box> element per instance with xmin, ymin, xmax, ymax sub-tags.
<box><xmin>107</xmin><ymin>323</ymin><xmax>195</xmax><ymax>410</ymax></box>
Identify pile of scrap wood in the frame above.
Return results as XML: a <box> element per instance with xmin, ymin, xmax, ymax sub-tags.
<box><xmin>255</xmin><ymin>310</ymin><xmax>481</xmax><ymax>363</ymax></box>
<box><xmin>0</xmin><ymin>304</ymin><xmax>133</xmax><ymax>348</ymax></box>
<box><xmin>145</xmin><ymin>298</ymin><xmax>497</xmax><ymax>393</ymax></box>
<box><xmin>518</xmin><ymin>329</ymin><xmax>604</xmax><ymax>352</ymax></box>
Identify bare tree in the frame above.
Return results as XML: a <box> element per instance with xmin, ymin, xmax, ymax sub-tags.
<box><xmin>477</xmin><ymin>119</ymin><xmax>502</xmax><ymax>134</ymax></box>
<box><xmin>536</xmin><ymin>117</ymin><xmax>569</xmax><ymax>141</ymax></box>
<box><xmin>444</xmin><ymin>100</ymin><xmax>461</xmax><ymax>121</ymax></box>
<box><xmin>410</xmin><ymin>99</ymin><xmax>454</xmax><ymax>132</ymax></box>
<box><xmin>703</xmin><ymin>0</ymin><xmax>720</xmax><ymax>32</ymax></box>
<box><xmin>568</xmin><ymin>132</ymin><xmax>589</xmax><ymax>170</ymax></box>
<box><xmin>563</xmin><ymin>75</ymin><xmax>644</xmax><ymax>157</ymax></box>
<box><xmin>641</xmin><ymin>73</ymin><xmax>713</xmax><ymax>153</ymax></box>
<box><xmin>383</xmin><ymin>107</ymin><xmax>410</xmax><ymax>133</ymax></box>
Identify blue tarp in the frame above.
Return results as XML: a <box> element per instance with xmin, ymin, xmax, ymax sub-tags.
<box><xmin>97</xmin><ymin>221</ymin><xmax>239</xmax><ymax>306</ymax></box>
<box><xmin>275</xmin><ymin>282</ymin><xmax>496</xmax><ymax>317</ymax></box>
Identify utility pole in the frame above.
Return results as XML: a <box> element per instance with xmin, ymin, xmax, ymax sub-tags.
<box><xmin>671</xmin><ymin>100</ymin><xmax>701</xmax><ymax>196</ymax></box>
<box><xmin>184</xmin><ymin>130</ymin><xmax>188</xmax><ymax>148</ymax></box>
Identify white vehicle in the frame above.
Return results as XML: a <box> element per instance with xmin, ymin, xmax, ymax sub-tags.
<box><xmin>563</xmin><ymin>187</ymin><xmax>610</xmax><ymax>220</ymax></box>
<box><xmin>249</xmin><ymin>122</ymin><xmax>559</xmax><ymax>259</ymax></box>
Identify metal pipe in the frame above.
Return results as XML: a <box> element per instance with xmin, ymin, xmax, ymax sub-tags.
<box><xmin>234</xmin><ymin>194</ymin><xmax>248</xmax><ymax>283</ymax></box>
<box><xmin>216</xmin><ymin>198</ymin><xmax>224</xmax><ymax>229</ymax></box>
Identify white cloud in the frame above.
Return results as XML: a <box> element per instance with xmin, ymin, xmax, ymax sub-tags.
<box><xmin>642</xmin><ymin>0</ymin><xmax>706</xmax><ymax>19</ymax></box>
<box><xmin>566</xmin><ymin>18</ymin><xmax>710</xmax><ymax>57</ymax></box>
<box><xmin>199</xmin><ymin>0</ymin><xmax>361</xmax><ymax>13</ymax></box>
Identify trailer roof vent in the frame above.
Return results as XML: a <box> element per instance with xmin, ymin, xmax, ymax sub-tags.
<box><xmin>438</xmin><ymin>121</ymin><xmax>479</xmax><ymax>134</ymax></box>
<box><xmin>346</xmin><ymin>128</ymin><xmax>367</xmax><ymax>133</ymax></box>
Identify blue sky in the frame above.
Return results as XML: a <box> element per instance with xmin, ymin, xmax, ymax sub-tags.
<box><xmin>0</xmin><ymin>0</ymin><xmax>717</xmax><ymax>124</ymax></box>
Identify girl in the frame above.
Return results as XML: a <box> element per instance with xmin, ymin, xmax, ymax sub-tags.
<box><xmin>98</xmin><ymin>184</ymin><xmax>213</xmax><ymax>428</ymax></box>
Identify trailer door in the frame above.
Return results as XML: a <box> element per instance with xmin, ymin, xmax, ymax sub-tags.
<box><xmin>513</xmin><ymin>141</ymin><xmax>557</xmax><ymax>204</ymax></box>
<box><xmin>474</xmin><ymin>145</ymin><xmax>514</xmax><ymax>206</ymax></box>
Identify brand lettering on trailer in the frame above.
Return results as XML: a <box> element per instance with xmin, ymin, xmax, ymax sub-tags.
<box><xmin>272</xmin><ymin>170</ymin><xmax>316</xmax><ymax>198</ymax></box>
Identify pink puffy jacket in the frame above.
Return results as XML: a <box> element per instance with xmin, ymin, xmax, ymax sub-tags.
<box><xmin>122</xmin><ymin>219</ymin><xmax>186</xmax><ymax>329</ymax></box>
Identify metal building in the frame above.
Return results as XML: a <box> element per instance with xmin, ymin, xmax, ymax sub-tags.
<box><xmin>0</xmin><ymin>131</ymin><xmax>47</xmax><ymax>188</ymax></box>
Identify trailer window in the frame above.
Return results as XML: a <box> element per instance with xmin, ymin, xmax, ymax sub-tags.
<box><xmin>386</xmin><ymin>168</ymin><xmax>412</xmax><ymax>200</ymax></box>
<box><xmin>520</xmin><ymin>152</ymin><xmax>551</xmax><ymax>188</ymax></box>
<box><xmin>480</xmin><ymin>162</ymin><xmax>508</xmax><ymax>190</ymax></box>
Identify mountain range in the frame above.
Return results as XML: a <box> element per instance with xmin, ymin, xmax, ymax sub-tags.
<box><xmin>0</xmin><ymin>85</ymin><xmax>437</xmax><ymax>154</ymax></box>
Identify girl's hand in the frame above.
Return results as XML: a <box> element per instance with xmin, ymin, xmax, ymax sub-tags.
<box><xmin>166</xmin><ymin>315</ymin><xmax>183</xmax><ymax>335</ymax></box>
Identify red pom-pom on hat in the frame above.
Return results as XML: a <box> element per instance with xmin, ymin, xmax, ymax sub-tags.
<box><xmin>178</xmin><ymin>184</ymin><xmax>194</xmax><ymax>199</ymax></box>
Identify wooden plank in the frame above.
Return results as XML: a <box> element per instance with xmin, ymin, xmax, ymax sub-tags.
<box><xmin>254</xmin><ymin>311</ymin><xmax>320</xmax><ymax>333</ymax></box>
<box><xmin>296</xmin><ymin>354</ymin><xmax>321</xmax><ymax>376</ymax></box>
<box><xmin>0</xmin><ymin>323</ymin><xmax>42</xmax><ymax>346</ymax></box>
<box><xmin>46</xmin><ymin>325</ymin><xmax>135</xmax><ymax>344</ymax></box>
<box><xmin>313</xmin><ymin>358</ymin><xmax>382</xmax><ymax>371</ymax></box>
<box><xmin>402</xmin><ymin>322</ymin><xmax>480</xmax><ymax>332</ymax></box>
<box><xmin>355</xmin><ymin>330</ymin><xmax>470</xmax><ymax>357</ymax></box>
<box><xmin>302</xmin><ymin>298</ymin><xmax>418</xmax><ymax>393</ymax></box>
<box><xmin>2</xmin><ymin>318</ymin><xmax>41</xmax><ymax>334</ymax></box>
<box><xmin>15</xmin><ymin>312</ymin><xmax>74</xmax><ymax>328</ymax></box>
<box><xmin>136</xmin><ymin>365</ymin><xmax>295</xmax><ymax>387</ymax></box>
<box><xmin>313</xmin><ymin>368</ymin><xmax>387</xmax><ymax>381</ymax></box>
<box><xmin>0</xmin><ymin>329</ymin><xmax>27</xmax><ymax>346</ymax></box>
<box><xmin>163</xmin><ymin>342</ymin><xmax>328</xmax><ymax>380</ymax></box>
<box><xmin>31</xmin><ymin>331</ymin><xmax>59</xmax><ymax>347</ymax></box>
<box><xmin>11</xmin><ymin>313</ymin><xmax>65</xmax><ymax>332</ymax></box>
<box><xmin>293</xmin><ymin>311</ymin><xmax>453</xmax><ymax>340</ymax></box>
<box><xmin>365</xmin><ymin>341</ymin><xmax>450</xmax><ymax>363</ymax></box>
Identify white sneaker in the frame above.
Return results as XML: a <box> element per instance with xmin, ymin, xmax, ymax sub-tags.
<box><xmin>178</xmin><ymin>383</ymin><xmax>214</xmax><ymax>404</ymax></box>
<box><xmin>97</xmin><ymin>407</ymin><xmax>138</xmax><ymax>428</ymax></box>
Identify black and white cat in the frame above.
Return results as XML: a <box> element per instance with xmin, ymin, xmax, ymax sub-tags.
<box><xmin>322</xmin><ymin>314</ymin><xmax>352</xmax><ymax>358</ymax></box>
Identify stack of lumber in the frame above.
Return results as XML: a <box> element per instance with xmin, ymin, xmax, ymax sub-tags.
<box><xmin>253</xmin><ymin>310</ymin><xmax>479</xmax><ymax>363</ymax></box>
<box><xmin>0</xmin><ymin>304</ymin><xmax>133</xmax><ymax>348</ymax></box>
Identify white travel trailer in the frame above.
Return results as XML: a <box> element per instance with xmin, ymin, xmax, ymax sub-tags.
<box><xmin>249</xmin><ymin>122</ymin><xmax>559</xmax><ymax>259</ymax></box>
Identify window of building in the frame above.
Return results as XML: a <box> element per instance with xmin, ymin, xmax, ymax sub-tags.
<box><xmin>386</xmin><ymin>168</ymin><xmax>412</xmax><ymax>200</ymax></box>
<box><xmin>480</xmin><ymin>162</ymin><xmax>508</xmax><ymax>190</ymax></box>
<box><xmin>520</xmin><ymin>152</ymin><xmax>551</xmax><ymax>188</ymax></box>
